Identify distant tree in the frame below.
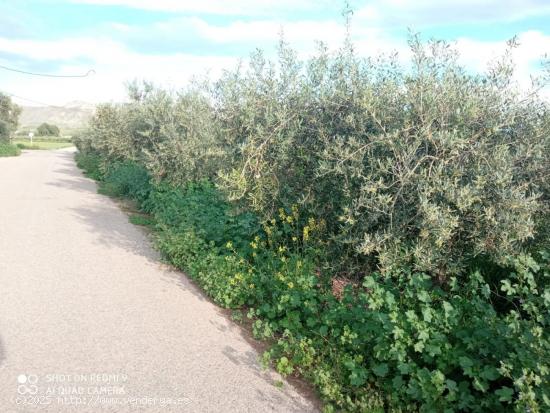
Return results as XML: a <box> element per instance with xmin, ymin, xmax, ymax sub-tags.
<box><xmin>37</xmin><ymin>122</ymin><xmax>60</xmax><ymax>137</ymax></box>
<box><xmin>0</xmin><ymin>93</ymin><xmax>21</xmax><ymax>142</ymax></box>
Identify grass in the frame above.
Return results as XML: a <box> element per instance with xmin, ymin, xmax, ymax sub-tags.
<box><xmin>14</xmin><ymin>133</ymin><xmax>74</xmax><ymax>143</ymax></box>
<box><xmin>13</xmin><ymin>140</ymin><xmax>74</xmax><ymax>150</ymax></box>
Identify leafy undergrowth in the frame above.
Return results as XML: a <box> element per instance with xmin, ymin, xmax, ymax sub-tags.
<box><xmin>0</xmin><ymin>142</ymin><xmax>21</xmax><ymax>157</ymax></box>
<box><xmin>77</xmin><ymin>159</ymin><xmax>550</xmax><ymax>413</ymax></box>
<box><xmin>129</xmin><ymin>214</ymin><xmax>156</xmax><ymax>227</ymax></box>
<box><xmin>75</xmin><ymin>152</ymin><xmax>103</xmax><ymax>181</ymax></box>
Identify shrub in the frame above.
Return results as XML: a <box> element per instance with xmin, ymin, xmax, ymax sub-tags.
<box><xmin>75</xmin><ymin>152</ymin><xmax>104</xmax><ymax>181</ymax></box>
<box><xmin>37</xmin><ymin>122</ymin><xmax>60</xmax><ymax>137</ymax></box>
<box><xmin>74</xmin><ymin>29</ymin><xmax>550</xmax><ymax>412</ymax></box>
<box><xmin>156</xmin><ymin>229</ymin><xmax>253</xmax><ymax>308</ymax></box>
<box><xmin>0</xmin><ymin>142</ymin><xmax>21</xmax><ymax>157</ymax></box>
<box><xmin>99</xmin><ymin>161</ymin><xmax>152</xmax><ymax>204</ymax></box>
<box><xmin>258</xmin><ymin>250</ymin><xmax>550</xmax><ymax>412</ymax></box>
<box><xmin>16</xmin><ymin>142</ymin><xmax>40</xmax><ymax>150</ymax></box>
<box><xmin>0</xmin><ymin>93</ymin><xmax>21</xmax><ymax>142</ymax></box>
<box><xmin>79</xmin><ymin>37</ymin><xmax>549</xmax><ymax>278</ymax></box>
<box><xmin>149</xmin><ymin>192</ymin><xmax>550</xmax><ymax>412</ymax></box>
<box><xmin>144</xmin><ymin>182</ymin><xmax>260</xmax><ymax>251</ymax></box>
<box><xmin>215</xmin><ymin>37</ymin><xmax>548</xmax><ymax>276</ymax></box>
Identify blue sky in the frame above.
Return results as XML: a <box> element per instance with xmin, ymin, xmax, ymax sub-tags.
<box><xmin>0</xmin><ymin>0</ymin><xmax>549</xmax><ymax>105</ymax></box>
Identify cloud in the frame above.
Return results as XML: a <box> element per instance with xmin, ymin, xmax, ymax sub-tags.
<box><xmin>455</xmin><ymin>30</ymin><xmax>550</xmax><ymax>91</ymax></box>
<box><xmin>109</xmin><ymin>16</ymin><xmax>351</xmax><ymax>55</ymax></box>
<box><xmin>0</xmin><ymin>36</ymin><xmax>238</xmax><ymax>105</ymax></box>
<box><xmin>69</xmin><ymin>0</ymin><xmax>326</xmax><ymax>16</ymax></box>
<box><xmin>0</xmin><ymin>11</ymin><xmax>547</xmax><ymax>106</ymax></box>
<box><xmin>355</xmin><ymin>0</ymin><xmax>550</xmax><ymax>27</ymax></box>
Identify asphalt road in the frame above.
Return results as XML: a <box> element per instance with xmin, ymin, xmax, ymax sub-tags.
<box><xmin>0</xmin><ymin>148</ymin><xmax>318</xmax><ymax>412</ymax></box>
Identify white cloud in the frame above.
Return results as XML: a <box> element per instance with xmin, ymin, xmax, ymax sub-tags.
<box><xmin>189</xmin><ymin>18</ymin><xmax>346</xmax><ymax>46</ymax></box>
<box><xmin>455</xmin><ymin>30</ymin><xmax>549</xmax><ymax>90</ymax></box>
<box><xmin>355</xmin><ymin>0</ymin><xmax>550</xmax><ymax>27</ymax></box>
<box><xmin>0</xmin><ymin>36</ymin><xmax>126</xmax><ymax>61</ymax></box>
<box><xmin>0</xmin><ymin>36</ymin><xmax>238</xmax><ymax>105</ymax></box>
<box><xmin>113</xmin><ymin>16</ymin><xmax>351</xmax><ymax>52</ymax></box>
<box><xmin>0</xmin><ymin>22</ymin><xmax>547</xmax><ymax>106</ymax></box>
<box><xmin>70</xmin><ymin>0</ymin><xmax>325</xmax><ymax>15</ymax></box>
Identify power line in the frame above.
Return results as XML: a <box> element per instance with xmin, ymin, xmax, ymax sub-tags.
<box><xmin>0</xmin><ymin>90</ymin><xmax>60</xmax><ymax>107</ymax></box>
<box><xmin>0</xmin><ymin>64</ymin><xmax>95</xmax><ymax>78</ymax></box>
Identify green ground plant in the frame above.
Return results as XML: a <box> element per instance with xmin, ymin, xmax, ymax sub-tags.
<box><xmin>98</xmin><ymin>161</ymin><xmax>151</xmax><ymax>203</ymax></box>
<box><xmin>13</xmin><ymin>140</ymin><xmax>73</xmax><ymax>150</ymax></box>
<box><xmin>74</xmin><ymin>30</ymin><xmax>549</xmax><ymax>412</ymax></box>
<box><xmin>0</xmin><ymin>142</ymin><xmax>21</xmax><ymax>157</ymax></box>
<box><xmin>74</xmin><ymin>152</ymin><xmax>104</xmax><ymax>181</ymax></box>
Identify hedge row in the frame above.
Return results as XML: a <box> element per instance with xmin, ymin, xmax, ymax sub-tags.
<box><xmin>74</xmin><ymin>33</ymin><xmax>549</xmax><ymax>412</ymax></box>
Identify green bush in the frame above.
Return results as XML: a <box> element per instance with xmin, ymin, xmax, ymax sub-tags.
<box><xmin>214</xmin><ymin>38</ymin><xmax>548</xmax><ymax>277</ymax></box>
<box><xmin>0</xmin><ymin>93</ymin><xmax>21</xmax><ymax>142</ymax></box>
<box><xmin>16</xmin><ymin>142</ymin><xmax>40</xmax><ymax>150</ymax></box>
<box><xmin>73</xmin><ymin>29</ymin><xmax>549</xmax><ymax>412</ymax></box>
<box><xmin>0</xmin><ymin>142</ymin><xmax>21</xmax><ymax>157</ymax></box>
<box><xmin>78</xmin><ymin>37</ymin><xmax>549</xmax><ymax>278</ymax></box>
<box><xmin>148</xmin><ymin>192</ymin><xmax>550</xmax><ymax>412</ymax></box>
<box><xmin>156</xmin><ymin>229</ymin><xmax>253</xmax><ymax>308</ymax></box>
<box><xmin>144</xmin><ymin>182</ymin><xmax>260</xmax><ymax>251</ymax></box>
<box><xmin>99</xmin><ymin>161</ymin><xmax>152</xmax><ymax>204</ymax></box>
<box><xmin>257</xmin><ymin>251</ymin><xmax>550</xmax><ymax>412</ymax></box>
<box><xmin>37</xmin><ymin>122</ymin><xmax>60</xmax><ymax>137</ymax></box>
<box><xmin>75</xmin><ymin>152</ymin><xmax>104</xmax><ymax>181</ymax></box>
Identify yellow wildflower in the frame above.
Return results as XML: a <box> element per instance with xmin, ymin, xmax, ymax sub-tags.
<box><xmin>303</xmin><ymin>226</ymin><xmax>310</xmax><ymax>241</ymax></box>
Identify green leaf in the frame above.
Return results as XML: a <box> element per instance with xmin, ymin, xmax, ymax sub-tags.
<box><xmin>459</xmin><ymin>356</ymin><xmax>473</xmax><ymax>368</ymax></box>
<box><xmin>372</xmin><ymin>363</ymin><xmax>389</xmax><ymax>377</ymax></box>
<box><xmin>418</xmin><ymin>291</ymin><xmax>431</xmax><ymax>303</ymax></box>
<box><xmin>495</xmin><ymin>386</ymin><xmax>514</xmax><ymax>402</ymax></box>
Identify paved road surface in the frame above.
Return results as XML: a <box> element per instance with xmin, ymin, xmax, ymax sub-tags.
<box><xmin>0</xmin><ymin>148</ymin><xmax>318</xmax><ymax>412</ymax></box>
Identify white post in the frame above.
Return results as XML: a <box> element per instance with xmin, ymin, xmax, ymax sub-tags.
<box><xmin>28</xmin><ymin>132</ymin><xmax>34</xmax><ymax>144</ymax></box>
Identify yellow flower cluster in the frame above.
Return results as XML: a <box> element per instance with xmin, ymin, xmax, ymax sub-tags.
<box><xmin>250</xmin><ymin>235</ymin><xmax>261</xmax><ymax>250</ymax></box>
<box><xmin>302</xmin><ymin>217</ymin><xmax>325</xmax><ymax>242</ymax></box>
<box><xmin>230</xmin><ymin>272</ymin><xmax>244</xmax><ymax>286</ymax></box>
<box><xmin>276</xmin><ymin>271</ymin><xmax>294</xmax><ymax>289</ymax></box>
<box><xmin>278</xmin><ymin>205</ymin><xmax>300</xmax><ymax>224</ymax></box>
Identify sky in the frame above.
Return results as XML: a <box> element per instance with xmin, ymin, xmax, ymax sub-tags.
<box><xmin>0</xmin><ymin>0</ymin><xmax>549</xmax><ymax>106</ymax></box>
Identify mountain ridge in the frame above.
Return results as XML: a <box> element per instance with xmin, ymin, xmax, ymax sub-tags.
<box><xmin>19</xmin><ymin>102</ymin><xmax>96</xmax><ymax>132</ymax></box>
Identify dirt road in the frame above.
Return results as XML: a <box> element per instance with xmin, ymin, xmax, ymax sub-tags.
<box><xmin>0</xmin><ymin>148</ymin><xmax>318</xmax><ymax>412</ymax></box>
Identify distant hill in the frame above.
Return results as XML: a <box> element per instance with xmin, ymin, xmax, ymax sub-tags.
<box><xmin>18</xmin><ymin>101</ymin><xmax>95</xmax><ymax>134</ymax></box>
